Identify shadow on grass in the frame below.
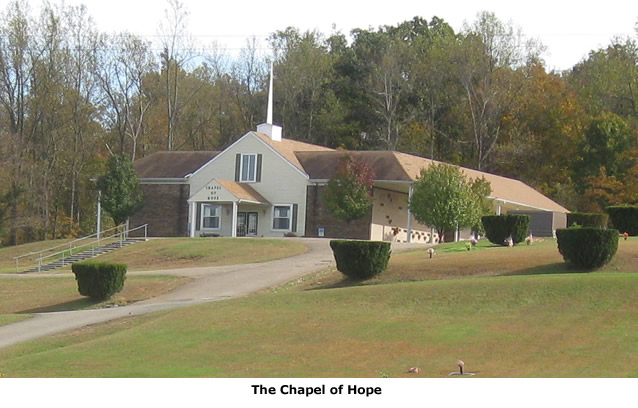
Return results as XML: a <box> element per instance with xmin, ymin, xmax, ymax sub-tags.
<box><xmin>18</xmin><ymin>297</ymin><xmax>101</xmax><ymax>314</ymax></box>
<box><xmin>306</xmin><ymin>276</ymin><xmax>372</xmax><ymax>291</ymax></box>
<box><xmin>502</xmin><ymin>262</ymin><xmax>594</xmax><ymax>276</ymax></box>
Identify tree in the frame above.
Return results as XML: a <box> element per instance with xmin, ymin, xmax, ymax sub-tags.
<box><xmin>409</xmin><ymin>163</ymin><xmax>490</xmax><ymax>240</ymax></box>
<box><xmin>96</xmin><ymin>154</ymin><xmax>144</xmax><ymax>225</ymax></box>
<box><xmin>323</xmin><ymin>154</ymin><xmax>375</xmax><ymax>221</ymax></box>
<box><xmin>574</xmin><ymin>113</ymin><xmax>634</xmax><ymax>187</ymax></box>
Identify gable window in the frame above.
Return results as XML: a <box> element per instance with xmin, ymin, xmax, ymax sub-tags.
<box><xmin>272</xmin><ymin>205</ymin><xmax>292</xmax><ymax>231</ymax></box>
<box><xmin>241</xmin><ymin>153</ymin><xmax>257</xmax><ymax>182</ymax></box>
<box><xmin>201</xmin><ymin>204</ymin><xmax>221</xmax><ymax>230</ymax></box>
<box><xmin>235</xmin><ymin>153</ymin><xmax>262</xmax><ymax>183</ymax></box>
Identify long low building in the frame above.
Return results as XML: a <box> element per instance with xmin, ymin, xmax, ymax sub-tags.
<box><xmin>130</xmin><ymin>121</ymin><xmax>568</xmax><ymax>242</ymax></box>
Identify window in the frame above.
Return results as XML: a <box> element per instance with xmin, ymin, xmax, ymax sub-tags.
<box><xmin>272</xmin><ymin>205</ymin><xmax>292</xmax><ymax>231</ymax></box>
<box><xmin>240</xmin><ymin>153</ymin><xmax>257</xmax><ymax>182</ymax></box>
<box><xmin>201</xmin><ymin>204</ymin><xmax>221</xmax><ymax>229</ymax></box>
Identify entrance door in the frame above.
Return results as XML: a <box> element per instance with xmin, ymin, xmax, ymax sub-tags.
<box><xmin>236</xmin><ymin>212</ymin><xmax>258</xmax><ymax>237</ymax></box>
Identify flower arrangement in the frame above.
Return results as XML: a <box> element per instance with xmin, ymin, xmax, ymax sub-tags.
<box><xmin>623</xmin><ymin>232</ymin><xmax>629</xmax><ymax>240</ymax></box>
<box><xmin>427</xmin><ymin>247</ymin><xmax>435</xmax><ymax>258</ymax></box>
<box><xmin>465</xmin><ymin>241</ymin><xmax>472</xmax><ymax>251</ymax></box>
<box><xmin>526</xmin><ymin>233</ymin><xmax>534</xmax><ymax>245</ymax></box>
<box><xmin>505</xmin><ymin>236</ymin><xmax>514</xmax><ymax>247</ymax></box>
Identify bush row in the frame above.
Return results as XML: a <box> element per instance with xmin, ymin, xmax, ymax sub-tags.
<box><xmin>71</xmin><ymin>261</ymin><xmax>127</xmax><ymax>300</ymax></box>
<box><xmin>330</xmin><ymin>240</ymin><xmax>391</xmax><ymax>280</ymax></box>
<box><xmin>567</xmin><ymin>212</ymin><xmax>609</xmax><ymax>228</ymax></box>
<box><xmin>556</xmin><ymin>227</ymin><xmax>619</xmax><ymax>269</ymax></box>
<box><xmin>481</xmin><ymin>215</ymin><xmax>530</xmax><ymax>246</ymax></box>
<box><xmin>606</xmin><ymin>206</ymin><xmax>638</xmax><ymax>236</ymax></box>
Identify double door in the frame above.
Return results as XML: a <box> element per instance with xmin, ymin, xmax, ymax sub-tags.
<box><xmin>236</xmin><ymin>212</ymin><xmax>258</xmax><ymax>237</ymax></box>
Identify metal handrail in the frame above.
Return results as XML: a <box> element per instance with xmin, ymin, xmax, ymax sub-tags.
<box><xmin>13</xmin><ymin>224</ymin><xmax>125</xmax><ymax>263</ymax></box>
<box><xmin>14</xmin><ymin>224</ymin><xmax>147</xmax><ymax>273</ymax></box>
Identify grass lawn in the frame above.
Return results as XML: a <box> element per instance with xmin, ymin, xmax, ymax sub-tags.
<box><xmin>0</xmin><ymin>238</ymin><xmax>637</xmax><ymax>377</ymax></box>
<box><xmin>94</xmin><ymin>237</ymin><xmax>308</xmax><ymax>271</ymax></box>
<box><xmin>2</xmin><ymin>237</ymin><xmax>308</xmax><ymax>274</ymax></box>
<box><xmin>0</xmin><ymin>239</ymin><xmax>72</xmax><ymax>274</ymax></box>
<box><xmin>0</xmin><ymin>274</ymin><xmax>190</xmax><ymax>327</ymax></box>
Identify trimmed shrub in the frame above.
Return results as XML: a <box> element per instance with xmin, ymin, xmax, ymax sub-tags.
<box><xmin>329</xmin><ymin>240</ymin><xmax>391</xmax><ymax>280</ymax></box>
<box><xmin>556</xmin><ymin>227</ymin><xmax>619</xmax><ymax>269</ymax></box>
<box><xmin>71</xmin><ymin>261</ymin><xmax>127</xmax><ymax>300</ymax></box>
<box><xmin>481</xmin><ymin>215</ymin><xmax>530</xmax><ymax>245</ymax></box>
<box><xmin>566</xmin><ymin>212</ymin><xmax>609</xmax><ymax>228</ymax></box>
<box><xmin>606</xmin><ymin>205</ymin><xmax>638</xmax><ymax>236</ymax></box>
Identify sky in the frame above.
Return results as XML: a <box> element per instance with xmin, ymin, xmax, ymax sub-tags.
<box><xmin>6</xmin><ymin>0</ymin><xmax>638</xmax><ymax>71</ymax></box>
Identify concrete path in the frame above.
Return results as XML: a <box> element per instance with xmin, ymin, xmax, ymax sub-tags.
<box><xmin>0</xmin><ymin>239</ymin><xmax>425</xmax><ymax>349</ymax></box>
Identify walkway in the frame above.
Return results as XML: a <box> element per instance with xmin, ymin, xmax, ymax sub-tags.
<box><xmin>0</xmin><ymin>239</ymin><xmax>424</xmax><ymax>349</ymax></box>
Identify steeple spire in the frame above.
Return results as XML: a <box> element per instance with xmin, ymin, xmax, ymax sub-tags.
<box><xmin>267</xmin><ymin>61</ymin><xmax>274</xmax><ymax>125</ymax></box>
<box><xmin>256</xmin><ymin>60</ymin><xmax>282</xmax><ymax>141</ymax></box>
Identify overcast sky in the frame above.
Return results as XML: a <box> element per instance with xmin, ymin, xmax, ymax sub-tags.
<box><xmin>5</xmin><ymin>0</ymin><xmax>638</xmax><ymax>71</ymax></box>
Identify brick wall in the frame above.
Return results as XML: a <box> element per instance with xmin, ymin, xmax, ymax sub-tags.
<box><xmin>129</xmin><ymin>183</ymin><xmax>190</xmax><ymax>237</ymax></box>
<box><xmin>304</xmin><ymin>184</ymin><xmax>371</xmax><ymax>240</ymax></box>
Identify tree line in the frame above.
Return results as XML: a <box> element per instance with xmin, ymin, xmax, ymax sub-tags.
<box><xmin>1</xmin><ymin>0</ymin><xmax>637</xmax><ymax>246</ymax></box>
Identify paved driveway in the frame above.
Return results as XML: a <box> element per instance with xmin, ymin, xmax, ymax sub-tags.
<box><xmin>0</xmin><ymin>238</ymin><xmax>424</xmax><ymax>349</ymax></box>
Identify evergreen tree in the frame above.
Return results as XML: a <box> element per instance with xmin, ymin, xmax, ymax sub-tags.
<box><xmin>96</xmin><ymin>154</ymin><xmax>144</xmax><ymax>225</ymax></box>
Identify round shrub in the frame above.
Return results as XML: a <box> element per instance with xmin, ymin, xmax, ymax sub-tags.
<box><xmin>71</xmin><ymin>261</ymin><xmax>127</xmax><ymax>300</ymax></box>
<box><xmin>329</xmin><ymin>240</ymin><xmax>391</xmax><ymax>280</ymax></box>
<box><xmin>481</xmin><ymin>214</ymin><xmax>530</xmax><ymax>246</ymax></box>
<box><xmin>566</xmin><ymin>212</ymin><xmax>609</xmax><ymax>228</ymax></box>
<box><xmin>606</xmin><ymin>205</ymin><xmax>638</xmax><ymax>236</ymax></box>
<box><xmin>555</xmin><ymin>227</ymin><xmax>619</xmax><ymax>269</ymax></box>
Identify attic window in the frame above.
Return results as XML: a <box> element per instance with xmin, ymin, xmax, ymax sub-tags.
<box><xmin>236</xmin><ymin>153</ymin><xmax>262</xmax><ymax>183</ymax></box>
<box><xmin>241</xmin><ymin>154</ymin><xmax>257</xmax><ymax>182</ymax></box>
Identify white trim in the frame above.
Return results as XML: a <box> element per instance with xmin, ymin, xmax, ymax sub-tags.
<box><xmin>189</xmin><ymin>132</ymin><xmax>252</xmax><ymax>179</ymax></box>
<box><xmin>249</xmin><ymin>132</ymin><xmax>310</xmax><ymax>179</ymax></box>
<box><xmin>139</xmin><ymin>178</ymin><xmax>187</xmax><ymax>184</ymax></box>
<box><xmin>189</xmin><ymin>202</ymin><xmax>196</xmax><ymax>237</ymax></box>
<box><xmin>189</xmin><ymin>132</ymin><xmax>312</xmax><ymax>181</ymax></box>
<box><xmin>271</xmin><ymin>203</ymin><xmax>293</xmax><ymax>232</ymax></box>
<box><xmin>231</xmin><ymin>202</ymin><xmax>238</xmax><ymax>238</ymax></box>
<box><xmin>489</xmin><ymin>197</ymin><xmax>556</xmax><ymax>213</ymax></box>
<box><xmin>239</xmin><ymin>153</ymin><xmax>258</xmax><ymax>183</ymax></box>
<box><xmin>200</xmin><ymin>203</ymin><xmax>222</xmax><ymax>231</ymax></box>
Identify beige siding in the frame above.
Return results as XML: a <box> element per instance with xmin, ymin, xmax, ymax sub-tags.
<box><xmin>370</xmin><ymin>187</ymin><xmax>437</xmax><ymax>244</ymax></box>
<box><xmin>188</xmin><ymin>132</ymin><xmax>309</xmax><ymax>237</ymax></box>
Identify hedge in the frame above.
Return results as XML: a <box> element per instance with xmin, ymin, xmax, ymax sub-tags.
<box><xmin>71</xmin><ymin>261</ymin><xmax>127</xmax><ymax>300</ymax></box>
<box><xmin>606</xmin><ymin>206</ymin><xmax>638</xmax><ymax>236</ymax></box>
<box><xmin>481</xmin><ymin>215</ymin><xmax>530</xmax><ymax>245</ymax></box>
<box><xmin>329</xmin><ymin>240</ymin><xmax>391</xmax><ymax>280</ymax></box>
<box><xmin>555</xmin><ymin>227</ymin><xmax>619</xmax><ymax>269</ymax></box>
<box><xmin>566</xmin><ymin>212</ymin><xmax>609</xmax><ymax>228</ymax></box>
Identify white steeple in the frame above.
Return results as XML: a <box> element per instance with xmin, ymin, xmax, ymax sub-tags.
<box><xmin>257</xmin><ymin>61</ymin><xmax>282</xmax><ymax>142</ymax></box>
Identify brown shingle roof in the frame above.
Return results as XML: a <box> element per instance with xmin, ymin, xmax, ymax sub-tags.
<box><xmin>134</xmin><ymin>151</ymin><xmax>219</xmax><ymax>179</ymax></box>
<box><xmin>296</xmin><ymin>150</ymin><xmax>568</xmax><ymax>213</ymax></box>
<box><xmin>295</xmin><ymin>151</ymin><xmax>412</xmax><ymax>181</ymax></box>
<box><xmin>216</xmin><ymin>179</ymin><xmax>269</xmax><ymax>204</ymax></box>
<box><xmin>253</xmin><ymin>132</ymin><xmax>334</xmax><ymax>173</ymax></box>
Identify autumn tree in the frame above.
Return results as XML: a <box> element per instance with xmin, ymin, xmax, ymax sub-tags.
<box><xmin>323</xmin><ymin>154</ymin><xmax>375</xmax><ymax>221</ymax></box>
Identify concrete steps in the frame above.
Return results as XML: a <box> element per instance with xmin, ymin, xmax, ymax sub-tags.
<box><xmin>21</xmin><ymin>239</ymin><xmax>145</xmax><ymax>273</ymax></box>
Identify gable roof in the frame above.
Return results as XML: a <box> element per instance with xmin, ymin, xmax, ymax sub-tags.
<box><xmin>216</xmin><ymin>179</ymin><xmax>269</xmax><ymax>204</ymax></box>
<box><xmin>134</xmin><ymin>151</ymin><xmax>219</xmax><ymax>179</ymax></box>
<box><xmin>252</xmin><ymin>132</ymin><xmax>334</xmax><ymax>173</ymax></box>
<box><xmin>296</xmin><ymin>150</ymin><xmax>568</xmax><ymax>213</ymax></box>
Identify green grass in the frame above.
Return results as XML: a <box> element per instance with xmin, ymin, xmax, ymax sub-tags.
<box><xmin>0</xmin><ymin>275</ymin><xmax>189</xmax><ymax>315</ymax></box>
<box><xmin>96</xmin><ymin>237</ymin><xmax>308</xmax><ymax>271</ymax></box>
<box><xmin>2</xmin><ymin>272</ymin><xmax>638</xmax><ymax>377</ymax></box>
<box><xmin>2</xmin><ymin>237</ymin><xmax>308</xmax><ymax>273</ymax></box>
<box><xmin>1</xmin><ymin>238</ymin><xmax>637</xmax><ymax>377</ymax></box>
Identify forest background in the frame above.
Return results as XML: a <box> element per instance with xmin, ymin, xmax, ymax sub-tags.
<box><xmin>1</xmin><ymin>0</ymin><xmax>638</xmax><ymax>246</ymax></box>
